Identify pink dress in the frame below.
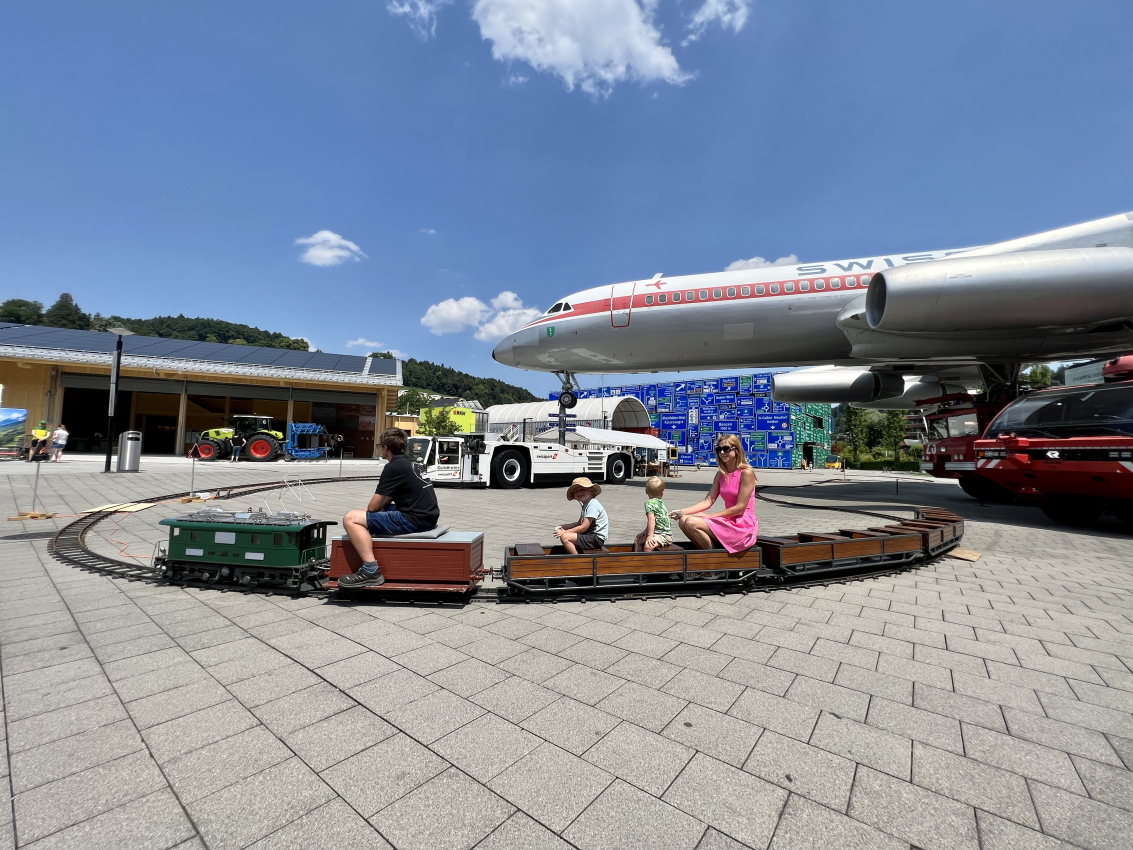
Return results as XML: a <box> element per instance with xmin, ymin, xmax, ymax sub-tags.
<box><xmin>703</xmin><ymin>469</ymin><xmax>759</xmax><ymax>553</ymax></box>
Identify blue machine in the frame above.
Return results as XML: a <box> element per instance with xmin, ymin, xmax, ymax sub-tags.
<box><xmin>284</xmin><ymin>423</ymin><xmax>338</xmax><ymax>461</ymax></box>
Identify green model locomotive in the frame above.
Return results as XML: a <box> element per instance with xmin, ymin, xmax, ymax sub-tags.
<box><xmin>156</xmin><ymin>507</ymin><xmax>337</xmax><ymax>589</ymax></box>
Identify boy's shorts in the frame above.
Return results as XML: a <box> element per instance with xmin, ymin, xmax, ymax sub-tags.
<box><xmin>574</xmin><ymin>532</ymin><xmax>606</xmax><ymax>551</ymax></box>
<box><xmin>648</xmin><ymin>533</ymin><xmax>673</xmax><ymax>547</ymax></box>
<box><xmin>367</xmin><ymin>508</ymin><xmax>428</xmax><ymax>537</ymax></box>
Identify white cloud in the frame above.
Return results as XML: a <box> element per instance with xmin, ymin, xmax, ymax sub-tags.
<box><xmin>295</xmin><ymin>231</ymin><xmax>367</xmax><ymax>266</ymax></box>
<box><xmin>724</xmin><ymin>253</ymin><xmax>799</xmax><ymax>272</ymax></box>
<box><xmin>345</xmin><ymin>338</ymin><xmax>384</xmax><ymax>349</ymax></box>
<box><xmin>471</xmin><ymin>0</ymin><xmax>690</xmax><ymax>97</ymax></box>
<box><xmin>420</xmin><ymin>228</ymin><xmax>437</xmax><ymax>235</ymax></box>
<box><xmin>420</xmin><ymin>291</ymin><xmax>542</xmax><ymax>340</ymax></box>
<box><xmin>421</xmin><ymin>296</ymin><xmax>493</xmax><ymax>335</ymax></box>
<box><xmin>684</xmin><ymin>0</ymin><xmax>750</xmax><ymax>44</ymax></box>
<box><xmin>388</xmin><ymin>0</ymin><xmax>452</xmax><ymax>38</ymax></box>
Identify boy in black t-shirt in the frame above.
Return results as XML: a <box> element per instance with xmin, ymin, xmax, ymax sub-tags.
<box><xmin>339</xmin><ymin>428</ymin><xmax>440</xmax><ymax>588</ymax></box>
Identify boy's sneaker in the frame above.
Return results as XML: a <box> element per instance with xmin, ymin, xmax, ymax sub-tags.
<box><xmin>338</xmin><ymin>568</ymin><xmax>385</xmax><ymax>589</ymax></box>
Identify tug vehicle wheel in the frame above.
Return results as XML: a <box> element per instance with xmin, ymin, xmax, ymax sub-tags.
<box><xmin>247</xmin><ymin>435</ymin><xmax>280</xmax><ymax>462</ymax></box>
<box><xmin>197</xmin><ymin>439</ymin><xmax>223</xmax><ymax>461</ymax></box>
<box><xmin>492</xmin><ymin>450</ymin><xmax>527</xmax><ymax>489</ymax></box>
<box><xmin>606</xmin><ymin>454</ymin><xmax>629</xmax><ymax>485</ymax></box>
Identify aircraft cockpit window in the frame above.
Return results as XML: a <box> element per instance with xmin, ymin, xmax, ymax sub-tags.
<box><xmin>770</xmin><ymin>284</ymin><xmax>779</xmax><ymax>294</ymax></box>
<box><xmin>547</xmin><ymin>303</ymin><xmax>562</xmax><ymax>314</ymax></box>
<box><xmin>741</xmin><ymin>286</ymin><xmax>750</xmax><ymax>296</ymax></box>
<box><xmin>726</xmin><ymin>287</ymin><xmax>736</xmax><ymax>297</ymax></box>
<box><xmin>846</xmin><ymin>276</ymin><xmax>857</xmax><ymax>287</ymax></box>
<box><xmin>799</xmin><ymin>281</ymin><xmax>810</xmax><ymax>291</ymax></box>
<box><xmin>830</xmin><ymin>278</ymin><xmax>841</xmax><ymax>289</ymax></box>
<box><xmin>755</xmin><ymin>285</ymin><xmax>765</xmax><ymax>295</ymax></box>
<box><xmin>560</xmin><ymin>302</ymin><xmax>572</xmax><ymax>312</ymax></box>
<box><xmin>712</xmin><ymin>289</ymin><xmax>722</xmax><ymax>299</ymax></box>
<box><xmin>672</xmin><ymin>292</ymin><xmax>681</xmax><ymax>302</ymax></box>
<box><xmin>815</xmin><ymin>280</ymin><xmax>826</xmax><ymax>290</ymax></box>
<box><xmin>785</xmin><ymin>282</ymin><xmax>795</xmax><ymax>293</ymax></box>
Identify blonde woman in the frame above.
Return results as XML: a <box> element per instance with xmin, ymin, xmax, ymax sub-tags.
<box><xmin>670</xmin><ymin>434</ymin><xmax>758</xmax><ymax>551</ymax></box>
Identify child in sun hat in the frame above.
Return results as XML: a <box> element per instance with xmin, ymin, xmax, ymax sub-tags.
<box><xmin>554</xmin><ymin>477</ymin><xmax>609</xmax><ymax>554</ymax></box>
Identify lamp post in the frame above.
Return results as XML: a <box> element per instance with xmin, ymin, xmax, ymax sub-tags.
<box><xmin>103</xmin><ymin>327</ymin><xmax>134</xmax><ymax>473</ymax></box>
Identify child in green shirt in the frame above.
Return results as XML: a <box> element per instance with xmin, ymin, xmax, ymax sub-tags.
<box><xmin>634</xmin><ymin>476</ymin><xmax>673</xmax><ymax>551</ymax></box>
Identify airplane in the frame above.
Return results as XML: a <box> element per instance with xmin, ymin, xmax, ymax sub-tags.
<box><xmin>492</xmin><ymin>211</ymin><xmax>1133</xmax><ymax>408</ymax></box>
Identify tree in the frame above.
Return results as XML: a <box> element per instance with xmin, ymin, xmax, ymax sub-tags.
<box><xmin>842</xmin><ymin>406</ymin><xmax>868</xmax><ymax>465</ymax></box>
<box><xmin>883</xmin><ymin>409</ymin><xmax>907</xmax><ymax>459</ymax></box>
<box><xmin>396</xmin><ymin>388</ymin><xmax>432</xmax><ymax>415</ymax></box>
<box><xmin>0</xmin><ymin>298</ymin><xmax>44</xmax><ymax>325</ymax></box>
<box><xmin>375</xmin><ymin>353</ymin><xmax>538</xmax><ymax>408</ymax></box>
<box><xmin>1025</xmin><ymin>364</ymin><xmax>1053</xmax><ymax>389</ymax></box>
<box><xmin>419</xmin><ymin>406</ymin><xmax>459</xmax><ymax>436</ymax></box>
<box><xmin>42</xmin><ymin>293</ymin><xmax>91</xmax><ymax>330</ymax></box>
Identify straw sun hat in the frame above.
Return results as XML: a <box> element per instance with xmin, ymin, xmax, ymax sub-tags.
<box><xmin>566</xmin><ymin>477</ymin><xmax>602</xmax><ymax>500</ymax></box>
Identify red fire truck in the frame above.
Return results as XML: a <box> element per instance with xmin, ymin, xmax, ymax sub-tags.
<box><xmin>921</xmin><ymin>401</ymin><xmax>1011</xmax><ymax>500</ymax></box>
<box><xmin>971</xmin><ymin>381</ymin><xmax>1133</xmax><ymax>525</ymax></box>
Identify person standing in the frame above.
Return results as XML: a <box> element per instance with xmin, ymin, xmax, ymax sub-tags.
<box><xmin>229</xmin><ymin>432</ymin><xmax>246</xmax><ymax>462</ymax></box>
<box><xmin>669</xmin><ymin>434</ymin><xmax>758</xmax><ymax>552</ymax></box>
<box><xmin>50</xmin><ymin>424</ymin><xmax>69</xmax><ymax>462</ymax></box>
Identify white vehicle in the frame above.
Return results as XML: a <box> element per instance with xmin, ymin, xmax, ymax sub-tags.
<box><xmin>406</xmin><ymin>432</ymin><xmax>634</xmax><ymax>489</ymax></box>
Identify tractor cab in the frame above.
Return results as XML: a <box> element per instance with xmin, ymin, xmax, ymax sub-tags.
<box><xmin>229</xmin><ymin>415</ymin><xmax>276</xmax><ymax>437</ymax></box>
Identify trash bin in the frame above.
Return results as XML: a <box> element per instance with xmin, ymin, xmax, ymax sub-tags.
<box><xmin>117</xmin><ymin>431</ymin><xmax>142</xmax><ymax>473</ymax></box>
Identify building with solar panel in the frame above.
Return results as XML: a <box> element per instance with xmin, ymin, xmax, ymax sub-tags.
<box><xmin>0</xmin><ymin>323</ymin><xmax>402</xmax><ymax>458</ymax></box>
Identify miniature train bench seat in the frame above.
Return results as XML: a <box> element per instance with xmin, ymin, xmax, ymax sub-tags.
<box><xmin>328</xmin><ymin>525</ymin><xmax>486</xmax><ymax>593</ymax></box>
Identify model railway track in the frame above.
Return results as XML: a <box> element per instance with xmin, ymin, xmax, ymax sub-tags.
<box><xmin>49</xmin><ymin>477</ymin><xmax>964</xmax><ymax>603</ymax></box>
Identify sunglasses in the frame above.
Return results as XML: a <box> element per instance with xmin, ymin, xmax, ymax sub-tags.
<box><xmin>715</xmin><ymin>446</ymin><xmax>736</xmax><ymax>455</ymax></box>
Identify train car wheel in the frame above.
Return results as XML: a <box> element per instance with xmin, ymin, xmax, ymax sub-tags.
<box><xmin>492</xmin><ymin>450</ymin><xmax>527</xmax><ymax>489</ymax></box>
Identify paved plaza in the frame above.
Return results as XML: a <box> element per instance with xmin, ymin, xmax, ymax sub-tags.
<box><xmin>2</xmin><ymin>457</ymin><xmax>1132</xmax><ymax>849</ymax></box>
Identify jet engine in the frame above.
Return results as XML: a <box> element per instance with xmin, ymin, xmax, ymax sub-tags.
<box><xmin>852</xmin><ymin>380</ymin><xmax>968</xmax><ymax>410</ymax></box>
<box><xmin>865</xmin><ymin>247</ymin><xmax>1133</xmax><ymax>333</ymax></box>
<box><xmin>771</xmin><ymin>368</ymin><xmax>905</xmax><ymax>403</ymax></box>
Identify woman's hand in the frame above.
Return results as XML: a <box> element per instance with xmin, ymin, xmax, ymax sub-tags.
<box><xmin>668</xmin><ymin>510</ymin><xmax>683</xmax><ymax>520</ymax></box>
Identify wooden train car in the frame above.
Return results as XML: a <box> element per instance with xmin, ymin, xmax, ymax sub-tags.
<box><xmin>499</xmin><ymin>508</ymin><xmax>965</xmax><ymax>597</ymax></box>
<box><xmin>156</xmin><ymin>508</ymin><xmax>336</xmax><ymax>589</ymax></box>
<box><xmin>327</xmin><ymin>530</ymin><xmax>486</xmax><ymax>595</ymax></box>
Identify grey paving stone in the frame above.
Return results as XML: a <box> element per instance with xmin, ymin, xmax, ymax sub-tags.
<box><xmin>583</xmin><ymin>721</ymin><xmax>694</xmax><ymax>796</ymax></box>
<box><xmin>865</xmin><ymin>697</ymin><xmax>963</xmax><ymax>755</ymax></box>
<box><xmin>17</xmin><ymin>788</ymin><xmax>196</xmax><ymax>850</ymax></box>
<box><xmin>188</xmin><ymin>757</ymin><xmax>335</xmax><ymax>850</ymax></box>
<box><xmin>744</xmin><ymin>729</ymin><xmax>856</xmax><ymax>812</ymax></box>
<box><xmin>348</xmin><ymin>668</ymin><xmax>439</xmax><ymax>714</ymax></box>
<box><xmin>497</xmin><ymin>647</ymin><xmax>575</xmax><ymax>684</ymax></box>
<box><xmin>394</xmin><ymin>642</ymin><xmax>470</xmax><ymax>676</ymax></box>
<box><xmin>695</xmin><ymin>827</ymin><xmax>749</xmax><ymax>850</ymax></box>
<box><xmin>142</xmin><ymin>699</ymin><xmax>260</xmax><ymax>761</ymax></box>
<box><xmin>834</xmin><ymin>663</ymin><xmax>913</xmax><ymax>705</ymax></box>
<box><xmin>564</xmin><ymin>779</ymin><xmax>706</xmax><ymax>850</ymax></box>
<box><xmin>1039</xmin><ymin>691</ymin><xmax>1133</xmax><ymax>738</ymax></box>
<box><xmin>913</xmin><ymin>644</ymin><xmax>989</xmax><ymax>678</ymax></box>
<box><xmin>1028</xmin><ymin>779</ymin><xmax>1133</xmax><ymax>850</ymax></box>
<box><xmin>663</xmin><ymin>752</ymin><xmax>787</xmax><ymax>849</ymax></box>
<box><xmin>767</xmin><ymin>646</ymin><xmax>839</xmax><ymax>682</ymax></box>
<box><xmin>662</xmin><ymin>703</ymin><xmax>762</xmax><ymax>768</ymax></box>
<box><xmin>613</xmin><ymin>629</ymin><xmax>681</xmax><ymax>659</ymax></box>
<box><xmin>14</xmin><ymin>750</ymin><xmax>166</xmax><ymax>845</ymax></box>
<box><xmin>433</xmin><ymin>713</ymin><xmax>543</xmax><ymax>783</ymax></box>
<box><xmin>811</xmin><ymin>713</ymin><xmax>912</xmax><ymax>780</ymax></box>
<box><xmin>267</xmin><ymin>628</ymin><xmax>368</xmax><ymax>668</ymax></box>
<box><xmin>952</xmin><ymin>671</ymin><xmax>1043</xmax><ymax>713</ymax></box>
<box><xmin>784</xmin><ymin>675</ymin><xmax>870</xmax><ymax>722</ymax></box>
<box><xmin>974</xmin><ymin>810</ymin><xmax>1078</xmax><ymax>850</ymax></box>
<box><xmin>207</xmin><ymin>649</ymin><xmax>292</xmax><ymax>686</ymax></box>
<box><xmin>321</xmin><ymin>733</ymin><xmax>448</xmax><ymax>817</ymax></box>
<box><xmin>428</xmin><ymin>657</ymin><xmax>510</xmax><ymax>696</ymax></box>
<box><xmin>4</xmin><ymin>673</ymin><xmax>115</xmax><ymax>722</ymax></box>
<box><xmin>385</xmin><ymin>688</ymin><xmax>485</xmax><ymax>744</ymax></box>
<box><xmin>125</xmin><ymin>679</ymin><xmax>231</xmax><ymax>730</ymax></box>
<box><xmin>520</xmin><ymin>626</ymin><xmax>586</xmax><ymax>655</ymax></box>
<box><xmin>9</xmin><ymin>718</ymin><xmax>144</xmax><ymax>794</ymax></box>
<box><xmin>1070</xmin><ymin>753</ymin><xmax>1133</xmax><ymax>813</ymax></box>
<box><xmin>962</xmin><ymin>723</ymin><xmax>1086</xmax><ymax>794</ymax></box>
<box><xmin>848</xmin><ymin>766</ymin><xmax>977</xmax><ymax>850</ymax></box>
<box><xmin>595</xmin><ymin>681</ymin><xmax>687</xmax><ymax>732</ymax></box>
<box><xmin>178</xmin><ymin>625</ymin><xmax>250</xmax><ymax>651</ymax></box>
<box><xmin>1002</xmin><ymin>707</ymin><xmax>1124</xmax><ymax>766</ymax></box>
<box><xmin>521</xmin><ymin>696</ymin><xmax>620</xmax><ymax>755</ymax></box>
<box><xmin>164</xmin><ymin>725</ymin><xmax>292</xmax><ymax>804</ymax></box>
<box><xmin>315</xmin><ymin>651</ymin><xmax>399</xmax><ymax>690</ymax></box>
<box><xmin>2</xmin><ymin>658</ymin><xmax>102</xmax><ymax>696</ymax></box>
<box><xmin>912</xmin><ymin>741</ymin><xmax>1038</xmax><ymax>829</ymax></box>
<box><xmin>662</xmin><ymin>643</ymin><xmax>731</xmax><ymax>675</ymax></box>
<box><xmin>94</xmin><ymin>633</ymin><xmax>178</xmax><ymax>664</ymax></box>
<box><xmin>228</xmin><ymin>664</ymin><xmax>321</xmax><ymax>708</ymax></box>
<box><xmin>543</xmin><ymin>663</ymin><xmax>625</xmax><ymax>705</ymax></box>
<box><xmin>488</xmin><ymin>742</ymin><xmax>613</xmax><ymax>832</ymax></box>
<box><xmin>247</xmin><ymin>798</ymin><xmax>392</xmax><ymax>850</ymax></box>
<box><xmin>470</xmin><ymin>675</ymin><xmax>559</xmax><ymax>723</ymax></box>
<box><xmin>7</xmin><ymin>694</ymin><xmax>128</xmax><ymax>754</ymax></box>
<box><xmin>768</xmin><ymin>793</ymin><xmax>908</xmax><ymax>850</ymax></box>
<box><xmin>253</xmin><ymin>681</ymin><xmax>356</xmax><ymax>737</ymax></box>
<box><xmin>113</xmin><ymin>660</ymin><xmax>214</xmax><ymax>703</ymax></box>
<box><xmin>913</xmin><ymin>683</ymin><xmax>1008</xmax><ymax>732</ymax></box>
<box><xmin>284</xmin><ymin>705</ymin><xmax>397</xmax><ymax>773</ymax></box>
<box><xmin>717</xmin><ymin>657</ymin><xmax>795</xmax><ymax>696</ymax></box>
<box><xmin>372</xmin><ymin>768</ymin><xmax>513</xmax><ymax>850</ymax></box>
<box><xmin>729</xmin><ymin>688</ymin><xmax>819</xmax><ymax>742</ymax></box>
<box><xmin>605</xmin><ymin>652</ymin><xmax>682</xmax><ymax>689</ymax></box>
<box><xmin>1109</xmin><ymin>734</ymin><xmax>1133</xmax><ymax>770</ymax></box>
<box><xmin>464</xmin><ymin>635</ymin><xmax>528</xmax><ymax>665</ymax></box>
<box><xmin>3</xmin><ymin>643</ymin><xmax>94</xmax><ymax>676</ymax></box>
<box><xmin>474</xmin><ymin>813</ymin><xmax>572</xmax><ymax>850</ymax></box>
<box><xmin>661</xmin><ymin>668</ymin><xmax>744</xmax><ymax>713</ymax></box>
<box><xmin>102</xmin><ymin>646</ymin><xmax>191</xmax><ymax>682</ymax></box>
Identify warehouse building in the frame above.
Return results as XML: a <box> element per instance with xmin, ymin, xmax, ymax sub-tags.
<box><xmin>551</xmin><ymin>374</ymin><xmax>833</xmax><ymax>468</ymax></box>
<box><xmin>0</xmin><ymin>323</ymin><xmax>401</xmax><ymax>457</ymax></box>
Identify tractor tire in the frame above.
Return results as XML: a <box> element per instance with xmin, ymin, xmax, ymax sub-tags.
<box><xmin>197</xmin><ymin>439</ymin><xmax>224</xmax><ymax>461</ymax></box>
<box><xmin>247</xmin><ymin>433</ymin><xmax>280</xmax><ymax>462</ymax></box>
<box><xmin>1041</xmin><ymin>499</ymin><xmax>1102</xmax><ymax>526</ymax></box>
<box><xmin>492</xmin><ymin>450</ymin><xmax>527</xmax><ymax>489</ymax></box>
<box><xmin>606</xmin><ymin>453</ymin><xmax>629</xmax><ymax>485</ymax></box>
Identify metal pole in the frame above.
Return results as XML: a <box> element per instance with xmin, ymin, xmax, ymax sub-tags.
<box><xmin>339</xmin><ymin>444</ymin><xmax>343</xmax><ymax>478</ymax></box>
<box><xmin>190</xmin><ymin>455</ymin><xmax>196</xmax><ymax>497</ymax></box>
<box><xmin>104</xmin><ymin>334</ymin><xmax>123</xmax><ymax>473</ymax></box>
<box><xmin>31</xmin><ymin>461</ymin><xmax>41</xmax><ymax>513</ymax></box>
<box><xmin>558</xmin><ymin>404</ymin><xmax>567</xmax><ymax>448</ymax></box>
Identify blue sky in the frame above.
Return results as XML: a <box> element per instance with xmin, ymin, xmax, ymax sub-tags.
<box><xmin>3</xmin><ymin>1</ymin><xmax>1132</xmax><ymax>398</ymax></box>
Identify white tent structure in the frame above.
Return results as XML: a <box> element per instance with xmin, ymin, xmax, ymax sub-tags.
<box><xmin>535</xmin><ymin>425</ymin><xmax>670</xmax><ymax>451</ymax></box>
<box><xmin>486</xmin><ymin>396</ymin><xmax>652</xmax><ymax>435</ymax></box>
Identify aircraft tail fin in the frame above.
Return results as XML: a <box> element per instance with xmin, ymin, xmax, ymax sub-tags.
<box><xmin>962</xmin><ymin>211</ymin><xmax>1133</xmax><ymax>257</ymax></box>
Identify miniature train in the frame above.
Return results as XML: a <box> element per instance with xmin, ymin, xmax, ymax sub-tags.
<box><xmin>154</xmin><ymin>505</ymin><xmax>965</xmax><ymax>596</ymax></box>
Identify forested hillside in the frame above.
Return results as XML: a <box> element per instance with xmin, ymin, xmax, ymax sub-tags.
<box><xmin>373</xmin><ymin>353</ymin><xmax>538</xmax><ymax>408</ymax></box>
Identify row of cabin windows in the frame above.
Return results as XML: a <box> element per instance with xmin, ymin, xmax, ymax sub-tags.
<box><xmin>642</xmin><ymin>275</ymin><xmax>870</xmax><ymax>305</ymax></box>
<box><xmin>175</xmin><ymin>528</ymin><xmax>326</xmax><ymax>546</ymax></box>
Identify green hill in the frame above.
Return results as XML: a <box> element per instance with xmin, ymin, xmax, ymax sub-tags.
<box><xmin>373</xmin><ymin>353</ymin><xmax>537</xmax><ymax>408</ymax></box>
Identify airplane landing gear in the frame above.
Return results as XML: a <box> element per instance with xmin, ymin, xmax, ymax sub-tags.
<box><xmin>554</xmin><ymin>371</ymin><xmax>580</xmax><ymax>446</ymax></box>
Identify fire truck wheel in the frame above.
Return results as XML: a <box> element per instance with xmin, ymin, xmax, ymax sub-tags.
<box><xmin>606</xmin><ymin>454</ymin><xmax>629</xmax><ymax>485</ymax></box>
<box><xmin>1110</xmin><ymin>500</ymin><xmax>1133</xmax><ymax>528</ymax></box>
<box><xmin>492</xmin><ymin>450</ymin><xmax>527</xmax><ymax>489</ymax></box>
<box><xmin>1041</xmin><ymin>499</ymin><xmax>1102</xmax><ymax>526</ymax></box>
<box><xmin>958</xmin><ymin>477</ymin><xmax>1014</xmax><ymax>503</ymax></box>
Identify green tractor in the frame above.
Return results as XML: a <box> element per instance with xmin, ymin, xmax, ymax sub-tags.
<box><xmin>196</xmin><ymin>415</ymin><xmax>286</xmax><ymax>462</ymax></box>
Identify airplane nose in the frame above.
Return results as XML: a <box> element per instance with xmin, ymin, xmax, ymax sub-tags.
<box><xmin>492</xmin><ymin>337</ymin><xmax>515</xmax><ymax>367</ymax></box>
